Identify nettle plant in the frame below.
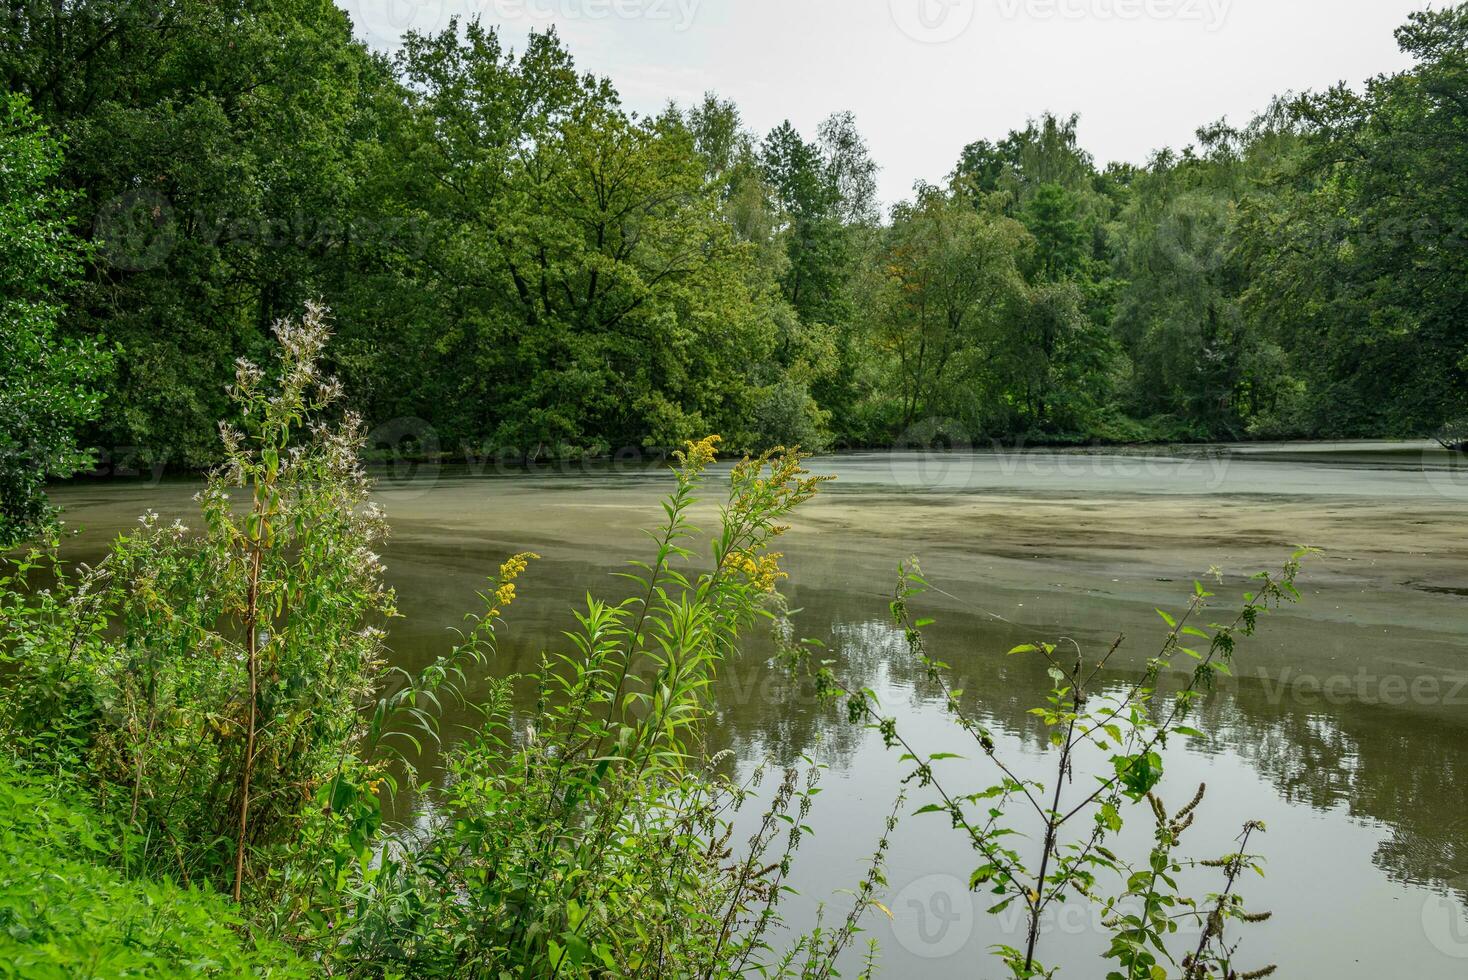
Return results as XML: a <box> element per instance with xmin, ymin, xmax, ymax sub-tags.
<box><xmin>782</xmin><ymin>553</ymin><xmax>1311</xmax><ymax>979</ymax></box>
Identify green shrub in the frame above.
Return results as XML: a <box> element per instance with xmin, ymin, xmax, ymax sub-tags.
<box><xmin>332</xmin><ymin>438</ymin><xmax>895</xmax><ymax>977</ymax></box>
<box><xmin>1</xmin><ymin>308</ymin><xmax>886</xmax><ymax>977</ymax></box>
<box><xmin>0</xmin><ymin>93</ymin><xmax>110</xmax><ymax>548</ymax></box>
<box><xmin>0</xmin><ymin>302</ymin><xmax>396</xmax><ymax>907</ymax></box>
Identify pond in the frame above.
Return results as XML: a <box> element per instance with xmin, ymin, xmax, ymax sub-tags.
<box><xmin>49</xmin><ymin>442</ymin><xmax>1468</xmax><ymax>978</ymax></box>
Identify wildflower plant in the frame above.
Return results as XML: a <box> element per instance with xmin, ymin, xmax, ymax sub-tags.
<box><xmin>336</xmin><ymin>436</ymin><xmax>886</xmax><ymax>978</ymax></box>
<box><xmin>2</xmin><ymin>299</ymin><xmax>1307</xmax><ymax>980</ymax></box>
<box><xmin>1</xmin><ymin>305</ymin><xmax>891</xmax><ymax>976</ymax></box>
<box><xmin>0</xmin><ymin>302</ymin><xmax>398</xmax><ymax>907</ymax></box>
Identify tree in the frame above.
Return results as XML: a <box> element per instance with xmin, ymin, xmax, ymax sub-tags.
<box><xmin>382</xmin><ymin>22</ymin><xmax>791</xmax><ymax>455</ymax></box>
<box><xmin>760</xmin><ymin>120</ymin><xmax>850</xmax><ymax>327</ymax></box>
<box><xmin>1021</xmin><ymin>182</ymin><xmax>1088</xmax><ymax>281</ymax></box>
<box><xmin>0</xmin><ymin>94</ymin><xmax>109</xmax><ymax>546</ymax></box>
<box><xmin>818</xmin><ymin>110</ymin><xmax>880</xmax><ymax>226</ymax></box>
<box><xmin>1109</xmin><ymin>131</ymin><xmax>1294</xmax><ymax>438</ymax></box>
<box><xmin>1237</xmin><ymin>3</ymin><xmax>1468</xmax><ymax>436</ymax></box>
<box><xmin>1</xmin><ymin>0</ymin><xmax>377</xmax><ymax>465</ymax></box>
<box><xmin>952</xmin><ymin>112</ymin><xmax>1098</xmax><ymax>209</ymax></box>
<box><xmin>867</xmin><ymin>185</ymin><xmax>1030</xmax><ymax>432</ymax></box>
<box><xmin>758</xmin><ymin>114</ymin><xmax>881</xmax><ymax>444</ymax></box>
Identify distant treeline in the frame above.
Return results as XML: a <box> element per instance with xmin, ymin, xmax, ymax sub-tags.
<box><xmin>4</xmin><ymin>1</ymin><xmax>1466</xmax><ymax>471</ymax></box>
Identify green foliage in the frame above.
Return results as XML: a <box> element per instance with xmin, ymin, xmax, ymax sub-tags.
<box><xmin>0</xmin><ymin>93</ymin><xmax>109</xmax><ymax>547</ymax></box>
<box><xmin>379</xmin><ymin>23</ymin><xmax>790</xmax><ymax>455</ymax></box>
<box><xmin>782</xmin><ymin>551</ymin><xmax>1313</xmax><ymax>978</ymax></box>
<box><xmin>863</xmin><ymin>185</ymin><xmax>1030</xmax><ymax>433</ymax></box>
<box><xmin>1</xmin><ymin>3</ymin><xmax>1459</xmax><ymax>477</ymax></box>
<box><xmin>0</xmin><ymin>315</ymin><xmax>890</xmax><ymax>976</ymax></box>
<box><xmin>2</xmin><ymin>0</ymin><xmax>372</xmax><ymax>467</ymax></box>
<box><xmin>0</xmin><ymin>761</ymin><xmax>309</xmax><ymax>978</ymax></box>
<box><xmin>0</xmin><ymin>303</ymin><xmax>396</xmax><ymax>905</ymax></box>
<box><xmin>1105</xmin><ymin>121</ymin><xmax>1304</xmax><ymax>440</ymax></box>
<box><xmin>1234</xmin><ymin>4</ymin><xmax>1468</xmax><ymax>437</ymax></box>
<box><xmin>331</xmin><ymin>438</ymin><xmax>886</xmax><ymax>977</ymax></box>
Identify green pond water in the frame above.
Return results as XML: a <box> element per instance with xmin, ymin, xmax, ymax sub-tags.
<box><xmin>49</xmin><ymin>442</ymin><xmax>1468</xmax><ymax>977</ymax></box>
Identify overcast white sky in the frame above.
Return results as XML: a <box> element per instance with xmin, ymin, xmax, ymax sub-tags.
<box><xmin>338</xmin><ymin>0</ymin><xmax>1430</xmax><ymax>208</ymax></box>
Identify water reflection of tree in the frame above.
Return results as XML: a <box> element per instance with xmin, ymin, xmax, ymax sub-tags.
<box><xmin>701</xmin><ymin>579</ymin><xmax>1468</xmax><ymax>909</ymax></box>
<box><xmin>1200</xmin><ymin>686</ymin><xmax>1468</xmax><ymax>905</ymax></box>
<box><xmin>369</xmin><ymin>531</ymin><xmax>1468</xmax><ymax>913</ymax></box>
<box><xmin>702</xmin><ymin>579</ymin><xmax>1084</xmax><ymax>771</ymax></box>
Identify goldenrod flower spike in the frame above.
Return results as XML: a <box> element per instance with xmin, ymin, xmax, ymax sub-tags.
<box><xmin>726</xmin><ymin>549</ymin><xmax>788</xmax><ymax>594</ymax></box>
<box><xmin>674</xmin><ymin>435</ymin><xmax>722</xmax><ymax>475</ymax></box>
<box><xmin>492</xmin><ymin>552</ymin><xmax>540</xmax><ymax>612</ymax></box>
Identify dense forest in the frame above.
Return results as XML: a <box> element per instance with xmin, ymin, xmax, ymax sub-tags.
<box><xmin>3</xmin><ymin>1</ymin><xmax>1467</xmax><ymax>543</ymax></box>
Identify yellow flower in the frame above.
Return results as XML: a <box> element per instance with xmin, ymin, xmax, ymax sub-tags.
<box><xmin>727</xmin><ymin>549</ymin><xmax>787</xmax><ymax>593</ymax></box>
<box><xmin>498</xmin><ymin>552</ymin><xmax>539</xmax><ymax>581</ymax></box>
<box><xmin>490</xmin><ymin>552</ymin><xmax>540</xmax><ymax>612</ymax></box>
<box><xmin>674</xmin><ymin>434</ymin><xmax>722</xmax><ymax>474</ymax></box>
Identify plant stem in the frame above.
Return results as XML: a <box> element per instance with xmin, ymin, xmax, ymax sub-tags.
<box><xmin>233</xmin><ymin>493</ymin><xmax>267</xmax><ymax>904</ymax></box>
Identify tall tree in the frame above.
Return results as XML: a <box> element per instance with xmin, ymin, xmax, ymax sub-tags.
<box><xmin>760</xmin><ymin>120</ymin><xmax>849</xmax><ymax>327</ymax></box>
<box><xmin>0</xmin><ymin>94</ymin><xmax>109</xmax><ymax>545</ymax></box>
<box><xmin>818</xmin><ymin>110</ymin><xmax>880</xmax><ymax>226</ymax></box>
<box><xmin>1238</xmin><ymin>4</ymin><xmax>1468</xmax><ymax>436</ymax></box>
<box><xmin>1</xmin><ymin>0</ymin><xmax>377</xmax><ymax>465</ymax></box>
<box><xmin>867</xmin><ymin>185</ymin><xmax>1030</xmax><ymax>432</ymax></box>
<box><xmin>381</xmin><ymin>23</ymin><xmax>793</xmax><ymax>455</ymax></box>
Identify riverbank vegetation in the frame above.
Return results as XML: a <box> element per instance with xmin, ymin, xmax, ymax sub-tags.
<box><xmin>0</xmin><ymin>310</ymin><xmax>1307</xmax><ymax>976</ymax></box>
<box><xmin>1</xmin><ymin>4</ymin><xmax>1465</xmax><ymax>533</ymax></box>
<box><xmin>0</xmin><ymin>310</ymin><xmax>875</xmax><ymax>977</ymax></box>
